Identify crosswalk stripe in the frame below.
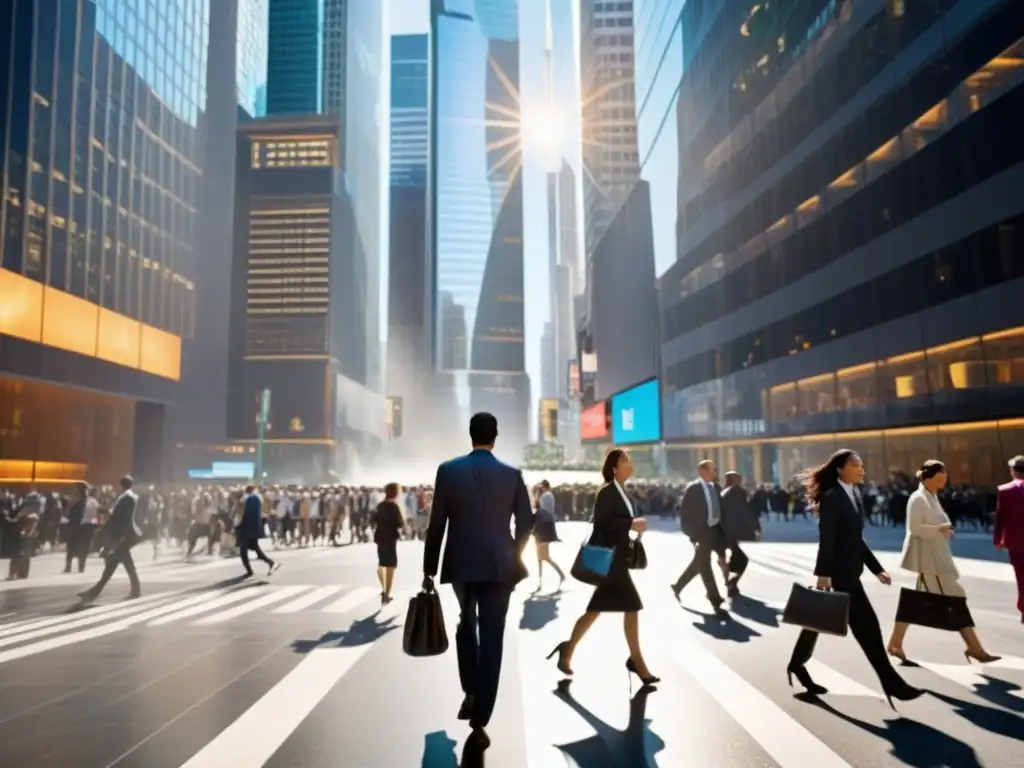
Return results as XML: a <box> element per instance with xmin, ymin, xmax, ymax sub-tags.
<box><xmin>321</xmin><ymin>586</ymin><xmax>378</xmax><ymax>614</ymax></box>
<box><xmin>0</xmin><ymin>592</ymin><xmax>171</xmax><ymax>641</ymax></box>
<box><xmin>148</xmin><ymin>586</ymin><xmax>267</xmax><ymax>626</ymax></box>
<box><xmin>0</xmin><ymin>594</ymin><xmax>178</xmax><ymax>650</ymax></box>
<box><xmin>272</xmin><ymin>586</ymin><xmax>342</xmax><ymax>613</ymax></box>
<box><xmin>0</xmin><ymin>588</ymin><xmax>233</xmax><ymax>665</ymax></box>
<box><xmin>192</xmin><ymin>586</ymin><xmax>311</xmax><ymax>625</ymax></box>
<box><xmin>177</xmin><ymin>633</ymin><xmax>378</xmax><ymax>767</ymax></box>
<box><xmin>917</xmin><ymin>655</ymin><xmax>1024</xmax><ymax>699</ymax></box>
<box><xmin>804</xmin><ymin>659</ymin><xmax>885</xmax><ymax>698</ymax></box>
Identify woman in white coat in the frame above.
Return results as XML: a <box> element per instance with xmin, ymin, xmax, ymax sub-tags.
<box><xmin>886</xmin><ymin>460</ymin><xmax>1000</xmax><ymax>664</ymax></box>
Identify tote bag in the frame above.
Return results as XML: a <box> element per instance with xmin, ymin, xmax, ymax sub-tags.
<box><xmin>894</xmin><ymin>575</ymin><xmax>973</xmax><ymax>631</ymax></box>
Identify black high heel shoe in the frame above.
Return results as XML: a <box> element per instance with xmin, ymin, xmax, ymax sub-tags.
<box><xmin>546</xmin><ymin>641</ymin><xmax>573</xmax><ymax>675</ymax></box>
<box><xmin>882</xmin><ymin>682</ymin><xmax>925</xmax><ymax>711</ymax></box>
<box><xmin>625</xmin><ymin>658</ymin><xmax>660</xmax><ymax>687</ymax></box>
<box><xmin>787</xmin><ymin>665</ymin><xmax>828</xmax><ymax>695</ymax></box>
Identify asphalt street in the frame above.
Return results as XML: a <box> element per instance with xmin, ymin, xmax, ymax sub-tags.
<box><xmin>0</xmin><ymin>522</ymin><xmax>1021</xmax><ymax>768</ymax></box>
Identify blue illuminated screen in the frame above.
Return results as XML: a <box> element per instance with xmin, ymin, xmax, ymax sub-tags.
<box><xmin>611</xmin><ymin>379</ymin><xmax>661</xmax><ymax>445</ymax></box>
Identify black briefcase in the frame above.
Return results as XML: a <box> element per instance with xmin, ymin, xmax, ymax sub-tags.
<box><xmin>895</xmin><ymin>576</ymin><xmax>973</xmax><ymax>631</ymax></box>
<box><xmin>781</xmin><ymin>583</ymin><xmax>850</xmax><ymax>637</ymax></box>
<box><xmin>403</xmin><ymin>583</ymin><xmax>450</xmax><ymax>657</ymax></box>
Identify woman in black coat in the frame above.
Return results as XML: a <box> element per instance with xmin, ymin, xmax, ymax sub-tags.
<box><xmin>787</xmin><ymin>449</ymin><xmax>924</xmax><ymax>708</ymax></box>
<box><xmin>548</xmin><ymin>449</ymin><xmax>658</xmax><ymax>687</ymax></box>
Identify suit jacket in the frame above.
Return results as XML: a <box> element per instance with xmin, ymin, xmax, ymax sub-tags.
<box><xmin>106</xmin><ymin>490</ymin><xmax>142</xmax><ymax>546</ymax></box>
<box><xmin>720</xmin><ymin>485</ymin><xmax>759</xmax><ymax>542</ymax></box>
<box><xmin>813</xmin><ymin>486</ymin><xmax>882</xmax><ymax>583</ymax></box>
<box><xmin>589</xmin><ymin>483</ymin><xmax>634</xmax><ymax>574</ymax></box>
<box><xmin>680</xmin><ymin>479</ymin><xmax>721</xmax><ymax>540</ymax></box>
<box><xmin>900</xmin><ymin>486</ymin><xmax>957</xmax><ymax>577</ymax></box>
<box><xmin>994</xmin><ymin>479</ymin><xmax>1024</xmax><ymax>552</ymax></box>
<box><xmin>237</xmin><ymin>493</ymin><xmax>263</xmax><ymax>540</ymax></box>
<box><xmin>423</xmin><ymin>449</ymin><xmax>534</xmax><ymax>585</ymax></box>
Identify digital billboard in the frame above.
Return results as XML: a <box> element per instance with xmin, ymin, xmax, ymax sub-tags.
<box><xmin>611</xmin><ymin>379</ymin><xmax>661</xmax><ymax>445</ymax></box>
<box><xmin>580</xmin><ymin>401</ymin><xmax>610</xmax><ymax>442</ymax></box>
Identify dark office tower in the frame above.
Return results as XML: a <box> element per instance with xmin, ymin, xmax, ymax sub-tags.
<box><xmin>430</xmin><ymin>0</ymin><xmax>530</xmax><ymax>460</ymax></box>
<box><xmin>0</xmin><ymin>0</ymin><xmax>209</xmax><ymax>486</ymax></box>
<box><xmin>387</xmin><ymin>34</ymin><xmax>430</xmax><ymax>447</ymax></box>
<box><xmin>657</xmin><ymin>0</ymin><xmax>1024</xmax><ymax>488</ymax></box>
<box><xmin>579</xmin><ymin>0</ymin><xmax>641</xmax><ymax>261</ymax></box>
<box><xmin>266</xmin><ymin>0</ymin><xmax>323</xmax><ymax>115</ymax></box>
<box><xmin>178</xmin><ymin>0</ymin><xmax>269</xmax><ymax>464</ymax></box>
<box><xmin>229</xmin><ymin>115</ymin><xmax>383</xmax><ymax>480</ymax></box>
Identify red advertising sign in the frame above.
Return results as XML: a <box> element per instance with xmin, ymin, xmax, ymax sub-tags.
<box><xmin>580</xmin><ymin>402</ymin><xmax>609</xmax><ymax>441</ymax></box>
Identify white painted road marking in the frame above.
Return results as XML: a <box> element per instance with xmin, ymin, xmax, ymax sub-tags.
<box><xmin>272</xmin><ymin>585</ymin><xmax>342</xmax><ymax>613</ymax></box>
<box><xmin>321</xmin><ymin>586</ymin><xmax>378</xmax><ymax>614</ymax></box>
<box><xmin>149</xmin><ymin>587</ymin><xmax>268</xmax><ymax>626</ymax></box>
<box><xmin>193</xmin><ymin>586</ymin><xmax>311</xmax><ymax>625</ymax></box>
<box><xmin>177</xmin><ymin>634</ymin><xmax>378</xmax><ymax>767</ymax></box>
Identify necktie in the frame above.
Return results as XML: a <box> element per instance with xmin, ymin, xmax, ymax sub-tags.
<box><xmin>707</xmin><ymin>483</ymin><xmax>721</xmax><ymax>525</ymax></box>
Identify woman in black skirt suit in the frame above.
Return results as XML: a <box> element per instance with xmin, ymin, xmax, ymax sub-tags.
<box><xmin>373</xmin><ymin>483</ymin><xmax>405</xmax><ymax>605</ymax></box>
<box><xmin>548</xmin><ymin>449</ymin><xmax>659</xmax><ymax>686</ymax></box>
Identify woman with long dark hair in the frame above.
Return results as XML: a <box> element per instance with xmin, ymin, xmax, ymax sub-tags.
<box><xmin>547</xmin><ymin>449</ymin><xmax>659</xmax><ymax>687</ymax></box>
<box><xmin>787</xmin><ymin>449</ymin><xmax>924</xmax><ymax>708</ymax></box>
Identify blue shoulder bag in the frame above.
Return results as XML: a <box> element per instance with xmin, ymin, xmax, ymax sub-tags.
<box><xmin>570</xmin><ymin>522</ymin><xmax>614</xmax><ymax>585</ymax></box>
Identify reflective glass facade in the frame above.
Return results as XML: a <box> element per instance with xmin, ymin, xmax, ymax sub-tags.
<box><xmin>237</xmin><ymin>0</ymin><xmax>269</xmax><ymax>117</ymax></box>
<box><xmin>651</xmin><ymin>0</ymin><xmax>1024</xmax><ymax>486</ymax></box>
<box><xmin>430</xmin><ymin>0</ymin><xmax>529</xmax><ymax>453</ymax></box>
<box><xmin>266</xmin><ymin>0</ymin><xmax>323</xmax><ymax>115</ymax></box>
<box><xmin>580</xmin><ymin>0</ymin><xmax>641</xmax><ymax>260</ymax></box>
<box><xmin>0</xmin><ymin>0</ymin><xmax>208</xmax><ymax>351</ymax></box>
<box><xmin>390</xmin><ymin>34</ymin><xmax>428</xmax><ymax>187</ymax></box>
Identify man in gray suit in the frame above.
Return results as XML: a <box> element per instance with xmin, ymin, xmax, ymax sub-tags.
<box><xmin>423</xmin><ymin>412</ymin><xmax>534</xmax><ymax>748</ymax></box>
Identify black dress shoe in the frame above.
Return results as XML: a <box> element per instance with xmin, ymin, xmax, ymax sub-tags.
<box><xmin>457</xmin><ymin>694</ymin><xmax>474</xmax><ymax>720</ymax></box>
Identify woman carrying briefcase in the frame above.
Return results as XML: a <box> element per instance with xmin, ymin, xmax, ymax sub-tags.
<box><xmin>886</xmin><ymin>460</ymin><xmax>1000</xmax><ymax>665</ymax></box>
<box><xmin>784</xmin><ymin>449</ymin><xmax>924</xmax><ymax>709</ymax></box>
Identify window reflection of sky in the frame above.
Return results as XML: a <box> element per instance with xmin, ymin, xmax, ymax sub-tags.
<box><xmin>434</xmin><ymin>12</ymin><xmax>505</xmax><ymax>369</ymax></box>
<box><xmin>634</xmin><ymin>0</ymin><xmax>683</xmax><ymax>278</ymax></box>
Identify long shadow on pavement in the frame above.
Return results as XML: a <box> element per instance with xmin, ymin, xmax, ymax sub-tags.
<box><xmin>553</xmin><ymin>679</ymin><xmax>664</xmax><ymax>766</ymax></box>
<box><xmin>797</xmin><ymin>694</ymin><xmax>983</xmax><ymax>767</ymax></box>
<box><xmin>290</xmin><ymin>610</ymin><xmax>399</xmax><ymax>653</ymax></box>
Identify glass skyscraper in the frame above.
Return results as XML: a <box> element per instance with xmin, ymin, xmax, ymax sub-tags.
<box><xmin>266</xmin><ymin>0</ymin><xmax>323</xmax><ymax>114</ymax></box>
<box><xmin>431</xmin><ymin>0</ymin><xmax>529</xmax><ymax>456</ymax></box>
<box><xmin>0</xmin><ymin>0</ymin><xmax>210</xmax><ymax>484</ymax></box>
<box><xmin>387</xmin><ymin>34</ymin><xmax>430</xmax><ymax>434</ymax></box>
<box><xmin>237</xmin><ymin>0</ymin><xmax>269</xmax><ymax>117</ymax></box>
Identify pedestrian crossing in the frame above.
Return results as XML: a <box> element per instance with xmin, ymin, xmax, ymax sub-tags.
<box><xmin>0</xmin><ymin>569</ymin><xmax>1021</xmax><ymax>768</ymax></box>
<box><xmin>0</xmin><ymin>535</ymin><xmax>1021</xmax><ymax>767</ymax></box>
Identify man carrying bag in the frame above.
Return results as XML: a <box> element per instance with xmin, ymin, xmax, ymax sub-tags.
<box><xmin>421</xmin><ymin>412</ymin><xmax>534</xmax><ymax>753</ymax></box>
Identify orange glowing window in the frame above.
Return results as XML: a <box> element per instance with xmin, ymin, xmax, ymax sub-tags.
<box><xmin>41</xmin><ymin>286</ymin><xmax>99</xmax><ymax>357</ymax></box>
<box><xmin>97</xmin><ymin>308</ymin><xmax>142</xmax><ymax>369</ymax></box>
<box><xmin>0</xmin><ymin>268</ymin><xmax>44</xmax><ymax>342</ymax></box>
<box><xmin>140</xmin><ymin>324</ymin><xmax>182</xmax><ymax>381</ymax></box>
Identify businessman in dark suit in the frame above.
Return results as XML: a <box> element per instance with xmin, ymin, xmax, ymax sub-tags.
<box><xmin>79</xmin><ymin>475</ymin><xmax>142</xmax><ymax>602</ymax></box>
<box><xmin>423</xmin><ymin>412</ymin><xmax>534</xmax><ymax>749</ymax></box>
<box><xmin>720</xmin><ymin>471</ymin><xmax>760</xmax><ymax>597</ymax></box>
<box><xmin>672</xmin><ymin>459</ymin><xmax>726</xmax><ymax>610</ymax></box>
<box><xmin>237</xmin><ymin>485</ymin><xmax>279</xmax><ymax>578</ymax></box>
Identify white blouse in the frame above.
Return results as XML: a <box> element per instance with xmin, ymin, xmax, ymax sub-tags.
<box><xmin>613</xmin><ymin>480</ymin><xmax>634</xmax><ymax>516</ymax></box>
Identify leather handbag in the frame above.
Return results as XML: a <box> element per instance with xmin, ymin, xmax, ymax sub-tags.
<box><xmin>894</xmin><ymin>575</ymin><xmax>973</xmax><ymax>631</ymax></box>
<box><xmin>781</xmin><ymin>583</ymin><xmax>850</xmax><ymax>637</ymax></box>
<box><xmin>570</xmin><ymin>526</ymin><xmax>615</xmax><ymax>585</ymax></box>
<box><xmin>626</xmin><ymin>534</ymin><xmax>647</xmax><ymax>570</ymax></box>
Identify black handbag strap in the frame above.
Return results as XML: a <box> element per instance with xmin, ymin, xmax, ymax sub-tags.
<box><xmin>916</xmin><ymin>574</ymin><xmax>945</xmax><ymax>595</ymax></box>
